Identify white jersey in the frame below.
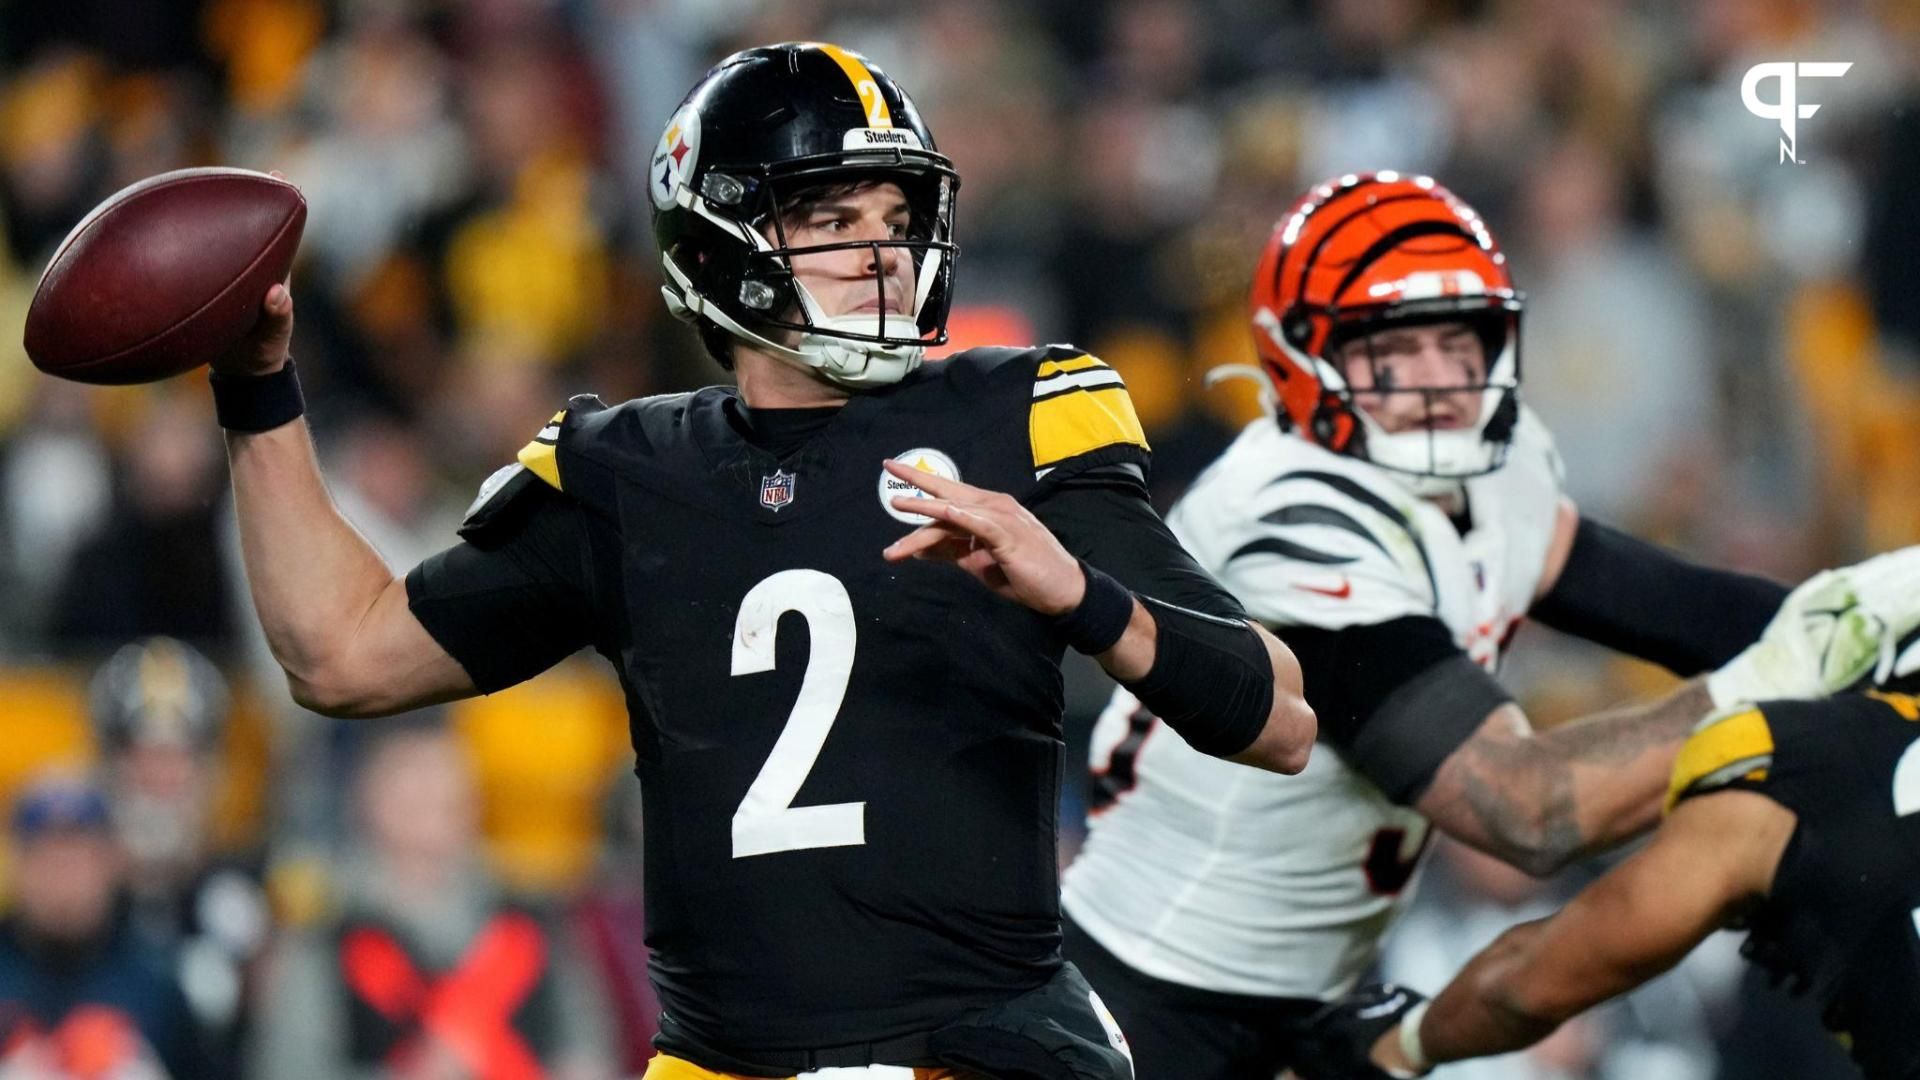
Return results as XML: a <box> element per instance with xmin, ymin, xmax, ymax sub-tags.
<box><xmin>1061</xmin><ymin>407</ymin><xmax>1565</xmax><ymax>999</ymax></box>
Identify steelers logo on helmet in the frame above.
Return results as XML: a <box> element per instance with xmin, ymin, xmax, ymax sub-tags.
<box><xmin>880</xmin><ymin>448</ymin><xmax>960</xmax><ymax>524</ymax></box>
<box><xmin>649</xmin><ymin>105</ymin><xmax>701</xmax><ymax>211</ymax></box>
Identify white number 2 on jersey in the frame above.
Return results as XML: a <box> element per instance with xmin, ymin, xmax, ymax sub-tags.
<box><xmin>730</xmin><ymin>569</ymin><xmax>865</xmax><ymax>859</ymax></box>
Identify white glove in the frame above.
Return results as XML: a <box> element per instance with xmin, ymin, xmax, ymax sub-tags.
<box><xmin>1707</xmin><ymin>545</ymin><xmax>1920</xmax><ymax>709</ymax></box>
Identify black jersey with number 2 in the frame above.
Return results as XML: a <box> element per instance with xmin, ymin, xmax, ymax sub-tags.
<box><xmin>404</xmin><ymin>346</ymin><xmax>1241</xmax><ymax>1066</ymax></box>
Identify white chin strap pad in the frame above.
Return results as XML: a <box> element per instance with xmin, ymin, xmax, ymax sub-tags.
<box><xmin>1365</xmin><ymin>423</ymin><xmax>1498</xmax><ymax>478</ymax></box>
<box><xmin>803</xmin><ymin>331</ymin><xmax>926</xmax><ymax>387</ymax></box>
<box><xmin>791</xmin><ymin>289</ymin><xmax>926</xmax><ymax>388</ymax></box>
<box><xmin>663</xmin><ymin>256</ymin><xmax>929</xmax><ymax>389</ymax></box>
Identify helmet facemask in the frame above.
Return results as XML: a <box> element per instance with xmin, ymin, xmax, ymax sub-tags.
<box><xmin>661</xmin><ymin>148</ymin><xmax>959</xmax><ymax>389</ymax></box>
<box><xmin>651</xmin><ymin>43</ymin><xmax>962</xmax><ymax>389</ymax></box>
<box><xmin>1316</xmin><ymin>297</ymin><xmax>1522</xmax><ymax>497</ymax></box>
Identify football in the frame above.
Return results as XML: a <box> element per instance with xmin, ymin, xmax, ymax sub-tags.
<box><xmin>23</xmin><ymin>167</ymin><xmax>306</xmax><ymax>385</ymax></box>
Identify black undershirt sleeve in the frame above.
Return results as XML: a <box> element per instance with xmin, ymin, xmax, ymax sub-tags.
<box><xmin>1532</xmin><ymin>516</ymin><xmax>1789</xmax><ymax>676</ymax></box>
<box><xmin>1032</xmin><ymin>467</ymin><xmax>1263</xmax><ymax>758</ymax></box>
<box><xmin>1277</xmin><ymin>616</ymin><xmax>1513</xmax><ymax>803</ymax></box>
<box><xmin>404</xmin><ymin>484</ymin><xmax>614</xmax><ymax>694</ymax></box>
<box><xmin>1031</xmin><ymin>465</ymin><xmax>1249</xmax><ymax>622</ymax></box>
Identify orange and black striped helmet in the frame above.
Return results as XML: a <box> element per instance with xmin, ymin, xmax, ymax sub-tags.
<box><xmin>1248</xmin><ymin>172</ymin><xmax>1523</xmax><ymax>482</ymax></box>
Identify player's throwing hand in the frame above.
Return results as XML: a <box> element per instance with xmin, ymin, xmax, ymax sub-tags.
<box><xmin>210</xmin><ymin>284</ymin><xmax>294</xmax><ymax>377</ymax></box>
<box><xmin>210</xmin><ymin>169</ymin><xmax>295</xmax><ymax>378</ymax></box>
<box><xmin>881</xmin><ymin>460</ymin><xmax>1089</xmax><ymax>617</ymax></box>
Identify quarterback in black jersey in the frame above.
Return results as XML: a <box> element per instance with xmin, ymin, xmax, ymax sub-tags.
<box><xmin>1296</xmin><ymin>622</ymin><xmax>1920</xmax><ymax>1080</ymax></box>
<box><xmin>209</xmin><ymin>41</ymin><xmax>1314</xmax><ymax>1080</ymax></box>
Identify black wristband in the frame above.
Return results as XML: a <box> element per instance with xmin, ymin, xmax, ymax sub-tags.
<box><xmin>1055</xmin><ymin>560</ymin><xmax>1135</xmax><ymax>655</ymax></box>
<box><xmin>210</xmin><ymin>360</ymin><xmax>305</xmax><ymax>432</ymax></box>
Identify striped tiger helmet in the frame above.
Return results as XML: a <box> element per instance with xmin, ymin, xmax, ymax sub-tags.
<box><xmin>1249</xmin><ymin>172</ymin><xmax>1523</xmax><ymax>491</ymax></box>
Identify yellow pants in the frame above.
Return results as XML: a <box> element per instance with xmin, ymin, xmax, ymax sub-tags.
<box><xmin>643</xmin><ymin>1054</ymin><xmax>963</xmax><ymax>1079</ymax></box>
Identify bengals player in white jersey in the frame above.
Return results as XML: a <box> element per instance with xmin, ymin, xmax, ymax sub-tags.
<box><xmin>1059</xmin><ymin>172</ymin><xmax>1917</xmax><ymax>1080</ymax></box>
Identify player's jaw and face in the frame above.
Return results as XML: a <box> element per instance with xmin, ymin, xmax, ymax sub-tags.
<box><xmin>729</xmin><ymin>179</ymin><xmax>920</xmax><ymax>403</ymax></box>
<box><xmin>776</xmin><ymin>179</ymin><xmax>918</xmax><ymax>322</ymax></box>
<box><xmin>1335</xmin><ymin>320</ymin><xmax>1487</xmax><ymax>434</ymax></box>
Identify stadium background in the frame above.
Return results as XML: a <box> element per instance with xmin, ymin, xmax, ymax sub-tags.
<box><xmin>0</xmin><ymin>0</ymin><xmax>1916</xmax><ymax>1076</ymax></box>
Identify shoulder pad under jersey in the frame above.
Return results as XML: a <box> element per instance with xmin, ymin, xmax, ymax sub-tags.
<box><xmin>939</xmin><ymin>344</ymin><xmax>1151</xmax><ymax>482</ymax></box>
<box><xmin>1193</xmin><ymin>448</ymin><xmax>1440</xmax><ymax>629</ymax></box>
<box><xmin>457</xmin><ymin>395</ymin><xmax>613</xmax><ymax>540</ymax></box>
<box><xmin>513</xmin><ymin>394</ymin><xmax>612</xmax><ymax>494</ymax></box>
<box><xmin>457</xmin><ymin>462</ymin><xmax>545</xmax><ymax>541</ymax></box>
<box><xmin>1666</xmin><ymin>703</ymin><xmax>1776</xmax><ymax>813</ymax></box>
<box><xmin>514</xmin><ymin>391</ymin><xmax>714</xmax><ymax>514</ymax></box>
<box><xmin>1508</xmin><ymin>404</ymin><xmax>1568</xmax><ymax>493</ymax></box>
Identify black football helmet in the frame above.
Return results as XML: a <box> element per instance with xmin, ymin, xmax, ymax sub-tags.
<box><xmin>650</xmin><ymin>42</ymin><xmax>959</xmax><ymax>387</ymax></box>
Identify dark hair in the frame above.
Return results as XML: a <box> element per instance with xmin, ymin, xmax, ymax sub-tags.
<box><xmin>768</xmin><ymin>179</ymin><xmax>875</xmax><ymax>233</ymax></box>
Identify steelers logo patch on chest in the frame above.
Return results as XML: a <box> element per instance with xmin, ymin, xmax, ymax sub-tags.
<box><xmin>880</xmin><ymin>448</ymin><xmax>960</xmax><ymax>524</ymax></box>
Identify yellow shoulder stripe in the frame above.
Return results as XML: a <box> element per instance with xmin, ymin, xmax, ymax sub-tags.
<box><xmin>516</xmin><ymin>410</ymin><xmax>565</xmax><ymax>491</ymax></box>
<box><xmin>1031</xmin><ymin>384</ymin><xmax>1149</xmax><ymax>470</ymax></box>
<box><xmin>1869</xmin><ymin>690</ymin><xmax>1920</xmax><ymax>721</ymax></box>
<box><xmin>1035</xmin><ymin>355</ymin><xmax>1110</xmax><ymax>379</ymax></box>
<box><xmin>1665</xmin><ymin>706</ymin><xmax>1774</xmax><ymax>813</ymax></box>
<box><xmin>810</xmin><ymin>42</ymin><xmax>893</xmax><ymax>128</ymax></box>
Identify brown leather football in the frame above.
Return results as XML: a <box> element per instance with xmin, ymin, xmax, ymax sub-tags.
<box><xmin>23</xmin><ymin>167</ymin><xmax>306</xmax><ymax>385</ymax></box>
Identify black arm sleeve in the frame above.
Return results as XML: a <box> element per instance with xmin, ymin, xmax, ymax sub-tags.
<box><xmin>1031</xmin><ymin>465</ymin><xmax>1249</xmax><ymax>622</ymax></box>
<box><xmin>1279</xmin><ymin>616</ymin><xmax>1513</xmax><ymax>803</ymax></box>
<box><xmin>404</xmin><ymin>485</ymin><xmax>615</xmax><ymax>694</ymax></box>
<box><xmin>1531</xmin><ymin>516</ymin><xmax>1789</xmax><ymax>676</ymax></box>
<box><xmin>1035</xmin><ymin>466</ymin><xmax>1273</xmax><ymax>758</ymax></box>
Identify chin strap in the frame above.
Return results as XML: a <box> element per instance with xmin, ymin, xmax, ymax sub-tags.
<box><xmin>662</xmin><ymin>255</ymin><xmax>925</xmax><ymax>389</ymax></box>
<box><xmin>1203</xmin><ymin>364</ymin><xmax>1278</xmax><ymax>414</ymax></box>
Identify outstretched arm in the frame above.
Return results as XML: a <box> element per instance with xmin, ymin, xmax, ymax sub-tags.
<box><xmin>1374</xmin><ymin>790</ymin><xmax>1790</xmax><ymax>1072</ymax></box>
<box><xmin>222</xmin><ymin>285</ymin><xmax>474</xmax><ymax>716</ymax></box>
<box><xmin>1277</xmin><ymin>611</ymin><xmax>1710</xmax><ymax>876</ymax></box>
<box><xmin>1423</xmin><ymin>538</ymin><xmax>1920</xmax><ymax>874</ymax></box>
<box><xmin>1531</xmin><ymin>501</ymin><xmax>1787</xmax><ymax>675</ymax></box>
<box><xmin>1415</xmin><ymin>679</ymin><xmax>1713</xmax><ymax>876</ymax></box>
<box><xmin>1536</xmin><ymin>503</ymin><xmax>1920</xmax><ymax>709</ymax></box>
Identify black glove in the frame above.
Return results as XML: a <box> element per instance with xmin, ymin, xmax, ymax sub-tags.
<box><xmin>1291</xmin><ymin>982</ymin><xmax>1428</xmax><ymax>1080</ymax></box>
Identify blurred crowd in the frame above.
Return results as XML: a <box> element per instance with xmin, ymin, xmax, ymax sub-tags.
<box><xmin>0</xmin><ymin>0</ymin><xmax>1916</xmax><ymax>1077</ymax></box>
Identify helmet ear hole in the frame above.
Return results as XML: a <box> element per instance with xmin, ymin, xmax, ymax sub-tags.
<box><xmin>1310</xmin><ymin>396</ymin><xmax>1355</xmax><ymax>451</ymax></box>
<box><xmin>1282</xmin><ymin>309</ymin><xmax>1314</xmax><ymax>348</ymax></box>
<box><xmin>1310</xmin><ymin>410</ymin><xmax>1336</xmax><ymax>445</ymax></box>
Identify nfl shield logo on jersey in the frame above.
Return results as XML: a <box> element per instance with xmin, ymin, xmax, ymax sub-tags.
<box><xmin>760</xmin><ymin>469</ymin><xmax>796</xmax><ymax>512</ymax></box>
